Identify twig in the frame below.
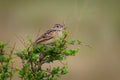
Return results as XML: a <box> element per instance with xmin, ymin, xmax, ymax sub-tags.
<box><xmin>35</xmin><ymin>28</ymin><xmax>41</xmax><ymax>40</ymax></box>
<box><xmin>15</xmin><ymin>34</ymin><xmax>26</xmax><ymax>48</ymax></box>
<box><xmin>9</xmin><ymin>43</ymin><xmax>16</xmax><ymax>80</ymax></box>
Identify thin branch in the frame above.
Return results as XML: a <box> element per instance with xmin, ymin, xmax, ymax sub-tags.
<box><xmin>35</xmin><ymin>28</ymin><xmax>41</xmax><ymax>40</ymax></box>
<box><xmin>79</xmin><ymin>42</ymin><xmax>92</xmax><ymax>48</ymax></box>
<box><xmin>15</xmin><ymin>34</ymin><xmax>26</xmax><ymax>48</ymax></box>
<box><xmin>9</xmin><ymin>43</ymin><xmax>16</xmax><ymax>80</ymax></box>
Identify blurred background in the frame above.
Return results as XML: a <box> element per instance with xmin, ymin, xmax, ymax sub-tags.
<box><xmin>0</xmin><ymin>0</ymin><xmax>120</xmax><ymax>80</ymax></box>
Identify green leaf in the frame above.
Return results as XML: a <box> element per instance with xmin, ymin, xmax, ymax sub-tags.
<box><xmin>2</xmin><ymin>65</ymin><xmax>8</xmax><ymax>72</ymax></box>
<box><xmin>3</xmin><ymin>57</ymin><xmax>10</xmax><ymax>62</ymax></box>
<box><xmin>0</xmin><ymin>55</ymin><xmax>5</xmax><ymax>62</ymax></box>
<box><xmin>63</xmin><ymin>49</ymin><xmax>76</xmax><ymax>56</ymax></box>
<box><xmin>61</xmin><ymin>66</ymin><xmax>68</xmax><ymax>75</ymax></box>
<box><xmin>0</xmin><ymin>42</ymin><xmax>6</xmax><ymax>48</ymax></box>
<box><xmin>0</xmin><ymin>68</ymin><xmax>2</xmax><ymax>73</ymax></box>
<box><xmin>56</xmin><ymin>54</ymin><xmax>63</xmax><ymax>60</ymax></box>
<box><xmin>77</xmin><ymin>40</ymin><xmax>82</xmax><ymax>44</ymax></box>
<box><xmin>31</xmin><ymin>53</ymin><xmax>38</xmax><ymax>61</ymax></box>
<box><xmin>37</xmin><ymin>71</ymin><xmax>45</xmax><ymax>78</ymax></box>
<box><xmin>47</xmin><ymin>46</ymin><xmax>54</xmax><ymax>51</ymax></box>
<box><xmin>67</xmin><ymin>40</ymin><xmax>76</xmax><ymax>45</ymax></box>
<box><xmin>18</xmin><ymin>70</ymin><xmax>24</xmax><ymax>78</ymax></box>
<box><xmin>4</xmin><ymin>72</ymin><xmax>12</xmax><ymax>78</ymax></box>
<box><xmin>46</xmin><ymin>77</ymin><xmax>57</xmax><ymax>80</ymax></box>
<box><xmin>33</xmin><ymin>45</ymin><xmax>46</xmax><ymax>53</ymax></box>
<box><xmin>51</xmin><ymin>67</ymin><xmax>60</xmax><ymax>74</ymax></box>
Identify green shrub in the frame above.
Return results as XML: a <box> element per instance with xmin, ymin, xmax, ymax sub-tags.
<box><xmin>0</xmin><ymin>42</ymin><xmax>16</xmax><ymax>80</ymax></box>
<box><xmin>16</xmin><ymin>31</ymin><xmax>79</xmax><ymax>80</ymax></box>
<box><xmin>0</xmin><ymin>31</ymin><xmax>80</xmax><ymax>80</ymax></box>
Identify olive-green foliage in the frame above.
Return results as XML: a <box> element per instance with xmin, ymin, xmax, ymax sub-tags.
<box><xmin>16</xmin><ymin>32</ymin><xmax>79</xmax><ymax>80</ymax></box>
<box><xmin>0</xmin><ymin>31</ymin><xmax>80</xmax><ymax>80</ymax></box>
<box><xmin>0</xmin><ymin>42</ymin><xmax>15</xmax><ymax>80</ymax></box>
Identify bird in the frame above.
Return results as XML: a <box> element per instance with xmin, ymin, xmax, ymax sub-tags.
<box><xmin>34</xmin><ymin>24</ymin><xmax>65</xmax><ymax>46</ymax></box>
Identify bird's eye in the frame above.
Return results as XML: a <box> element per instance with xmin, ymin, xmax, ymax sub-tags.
<box><xmin>56</xmin><ymin>26</ymin><xmax>59</xmax><ymax>27</ymax></box>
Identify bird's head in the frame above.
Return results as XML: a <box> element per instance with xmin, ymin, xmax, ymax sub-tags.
<box><xmin>51</xmin><ymin>24</ymin><xmax>66</xmax><ymax>31</ymax></box>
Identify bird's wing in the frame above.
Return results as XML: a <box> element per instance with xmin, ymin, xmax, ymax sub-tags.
<box><xmin>35</xmin><ymin>29</ymin><xmax>57</xmax><ymax>44</ymax></box>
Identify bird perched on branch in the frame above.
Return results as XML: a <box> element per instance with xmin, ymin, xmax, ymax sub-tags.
<box><xmin>34</xmin><ymin>24</ymin><xmax>65</xmax><ymax>46</ymax></box>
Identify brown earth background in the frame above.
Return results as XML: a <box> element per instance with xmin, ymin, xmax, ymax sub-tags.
<box><xmin>0</xmin><ymin>0</ymin><xmax>120</xmax><ymax>80</ymax></box>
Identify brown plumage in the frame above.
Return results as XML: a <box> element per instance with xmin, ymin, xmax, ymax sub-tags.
<box><xmin>34</xmin><ymin>24</ymin><xmax>64</xmax><ymax>45</ymax></box>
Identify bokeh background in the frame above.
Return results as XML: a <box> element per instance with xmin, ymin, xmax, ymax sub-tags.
<box><xmin>0</xmin><ymin>0</ymin><xmax>120</xmax><ymax>80</ymax></box>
